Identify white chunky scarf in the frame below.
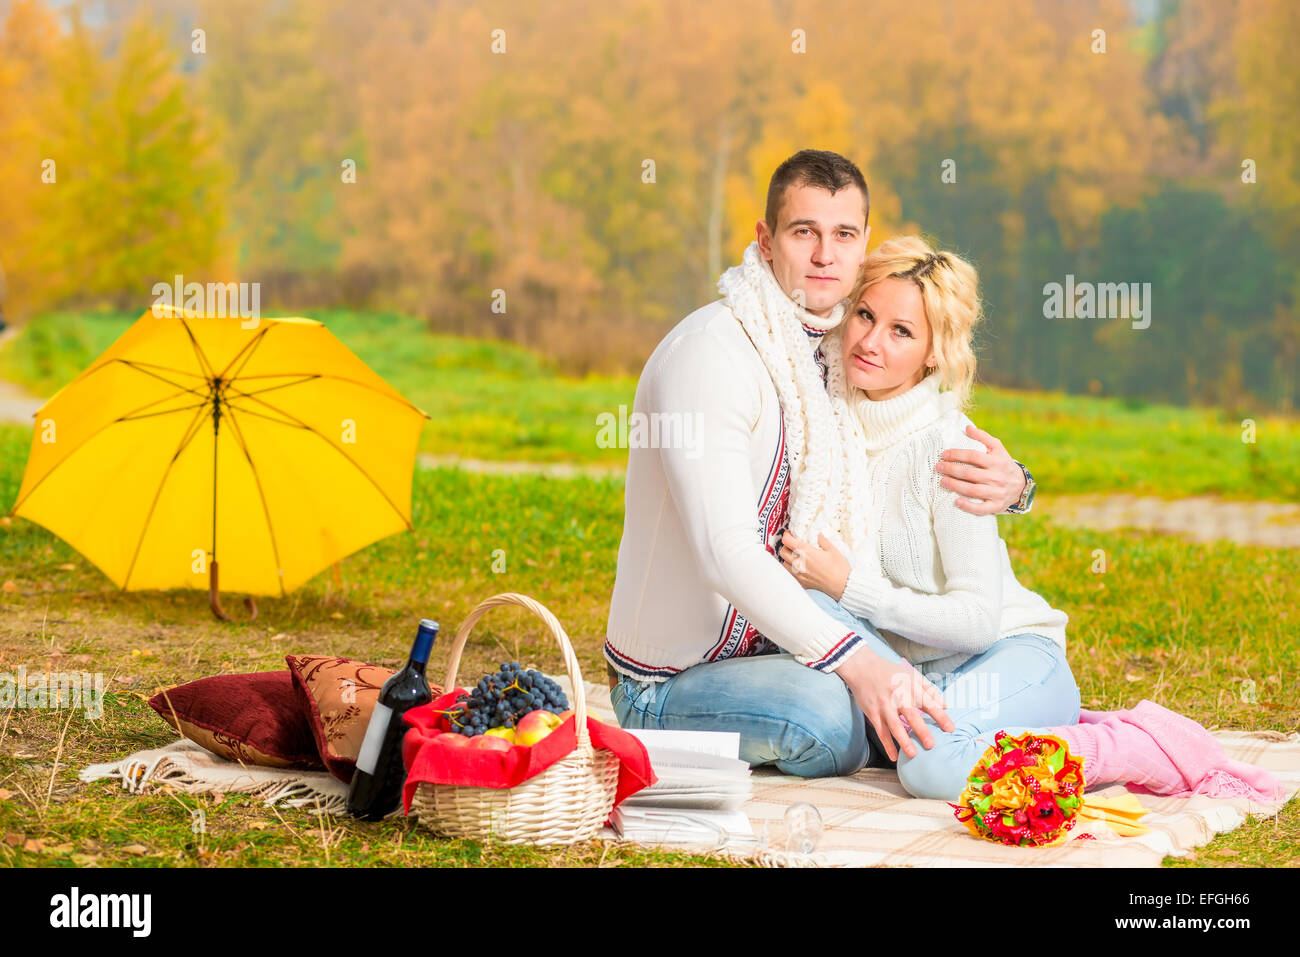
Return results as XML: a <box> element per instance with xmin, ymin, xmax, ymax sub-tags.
<box><xmin>718</xmin><ymin>241</ymin><xmax>874</xmax><ymax>554</ymax></box>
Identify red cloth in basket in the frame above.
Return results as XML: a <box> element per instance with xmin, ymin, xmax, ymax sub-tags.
<box><xmin>400</xmin><ymin>689</ymin><xmax>657</xmax><ymax>814</ymax></box>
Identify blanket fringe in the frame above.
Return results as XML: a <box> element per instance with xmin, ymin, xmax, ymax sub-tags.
<box><xmin>80</xmin><ymin>746</ymin><xmax>346</xmax><ymax>814</ymax></box>
<box><xmin>258</xmin><ymin>778</ymin><xmax>350</xmax><ymax>813</ymax></box>
<box><xmin>1200</xmin><ymin>768</ymin><xmax>1259</xmax><ymax>800</ymax></box>
<box><xmin>712</xmin><ymin>844</ymin><xmax>822</xmax><ymax>868</ymax></box>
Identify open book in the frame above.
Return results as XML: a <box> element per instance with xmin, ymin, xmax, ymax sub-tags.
<box><xmin>609</xmin><ymin>729</ymin><xmax>754</xmax><ymax>844</ymax></box>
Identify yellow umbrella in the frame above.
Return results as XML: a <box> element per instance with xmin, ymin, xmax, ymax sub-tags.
<box><xmin>8</xmin><ymin>305</ymin><xmax>429</xmax><ymax>619</ymax></box>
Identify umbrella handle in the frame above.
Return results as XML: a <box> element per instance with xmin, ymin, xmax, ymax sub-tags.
<box><xmin>209</xmin><ymin>560</ymin><xmax>258</xmax><ymax>622</ymax></box>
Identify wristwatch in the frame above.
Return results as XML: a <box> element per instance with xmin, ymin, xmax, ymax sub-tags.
<box><xmin>1007</xmin><ymin>462</ymin><xmax>1035</xmax><ymax>514</ymax></box>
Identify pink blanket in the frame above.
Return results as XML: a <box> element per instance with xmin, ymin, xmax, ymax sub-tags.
<box><xmin>1079</xmin><ymin>702</ymin><xmax>1286</xmax><ymax>802</ymax></box>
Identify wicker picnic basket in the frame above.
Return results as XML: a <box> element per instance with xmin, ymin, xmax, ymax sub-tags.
<box><xmin>409</xmin><ymin>592</ymin><xmax>620</xmax><ymax>845</ymax></box>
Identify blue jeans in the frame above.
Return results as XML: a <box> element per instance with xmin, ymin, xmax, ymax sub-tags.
<box><xmin>611</xmin><ymin>590</ymin><xmax>905</xmax><ymax>778</ymax></box>
<box><xmin>611</xmin><ymin>589</ymin><xmax>1080</xmax><ymax>796</ymax></box>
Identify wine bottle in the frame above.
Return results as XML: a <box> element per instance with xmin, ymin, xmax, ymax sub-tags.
<box><xmin>347</xmin><ymin>619</ymin><xmax>438</xmax><ymax>820</ymax></box>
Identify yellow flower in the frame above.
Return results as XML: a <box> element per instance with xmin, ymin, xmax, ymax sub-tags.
<box><xmin>991</xmin><ymin>773</ymin><xmax>1032</xmax><ymax>808</ymax></box>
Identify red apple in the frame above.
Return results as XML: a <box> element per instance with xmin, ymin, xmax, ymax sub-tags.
<box><xmin>470</xmin><ymin>734</ymin><xmax>512</xmax><ymax>752</ymax></box>
<box><xmin>438</xmin><ymin>733</ymin><xmax>473</xmax><ymax>748</ymax></box>
<box><xmin>515</xmin><ymin>709</ymin><xmax>564</xmax><ymax>746</ymax></box>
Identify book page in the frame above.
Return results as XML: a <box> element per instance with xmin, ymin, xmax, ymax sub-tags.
<box><xmin>626</xmin><ymin>729</ymin><xmax>741</xmax><ymax>760</ymax></box>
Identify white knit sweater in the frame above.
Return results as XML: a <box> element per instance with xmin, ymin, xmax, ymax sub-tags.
<box><xmin>604</xmin><ymin>299</ymin><xmax>865</xmax><ymax>680</ymax></box>
<box><xmin>837</xmin><ymin>375</ymin><xmax>1069</xmax><ymax>675</ymax></box>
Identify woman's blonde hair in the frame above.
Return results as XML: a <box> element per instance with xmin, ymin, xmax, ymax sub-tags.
<box><xmin>847</xmin><ymin>235</ymin><xmax>981</xmax><ymax>410</ymax></box>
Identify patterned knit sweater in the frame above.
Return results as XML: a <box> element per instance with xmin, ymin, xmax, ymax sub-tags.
<box><xmin>604</xmin><ymin>299</ymin><xmax>864</xmax><ymax>680</ymax></box>
<box><xmin>837</xmin><ymin>375</ymin><xmax>1069</xmax><ymax>675</ymax></box>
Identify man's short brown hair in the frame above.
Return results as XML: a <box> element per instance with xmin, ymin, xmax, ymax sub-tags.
<box><xmin>765</xmin><ymin>150</ymin><xmax>870</xmax><ymax>233</ymax></box>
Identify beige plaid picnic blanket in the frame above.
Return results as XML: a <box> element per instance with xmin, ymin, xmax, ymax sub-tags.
<box><xmin>83</xmin><ymin>676</ymin><xmax>1297</xmax><ymax>867</ymax></box>
<box><xmin>560</xmin><ymin>680</ymin><xmax>1300</xmax><ymax>867</ymax></box>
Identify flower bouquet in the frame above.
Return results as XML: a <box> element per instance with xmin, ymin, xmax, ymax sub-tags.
<box><xmin>950</xmin><ymin>730</ymin><xmax>1085</xmax><ymax>847</ymax></box>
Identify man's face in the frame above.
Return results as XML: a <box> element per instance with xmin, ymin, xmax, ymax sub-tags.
<box><xmin>756</xmin><ymin>183</ymin><xmax>869</xmax><ymax>318</ymax></box>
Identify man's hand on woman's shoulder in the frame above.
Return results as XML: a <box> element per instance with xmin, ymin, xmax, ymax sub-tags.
<box><xmin>935</xmin><ymin>423</ymin><xmax>1028</xmax><ymax>516</ymax></box>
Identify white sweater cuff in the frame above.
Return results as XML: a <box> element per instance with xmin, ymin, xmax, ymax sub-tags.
<box><xmin>839</xmin><ymin>563</ymin><xmax>890</xmax><ymax>621</ymax></box>
<box><xmin>793</xmin><ymin>615</ymin><xmax>868</xmax><ymax>674</ymax></box>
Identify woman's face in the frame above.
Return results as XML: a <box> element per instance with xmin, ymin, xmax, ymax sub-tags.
<box><xmin>841</xmin><ymin>276</ymin><xmax>936</xmax><ymax>400</ymax></box>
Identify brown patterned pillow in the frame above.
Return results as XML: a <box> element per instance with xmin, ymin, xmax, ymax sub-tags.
<box><xmin>148</xmin><ymin>671</ymin><xmax>323</xmax><ymax>769</ymax></box>
<box><xmin>287</xmin><ymin>654</ymin><xmax>437</xmax><ymax>783</ymax></box>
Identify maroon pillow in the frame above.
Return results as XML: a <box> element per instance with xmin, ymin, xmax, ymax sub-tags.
<box><xmin>149</xmin><ymin>671</ymin><xmax>324</xmax><ymax>769</ymax></box>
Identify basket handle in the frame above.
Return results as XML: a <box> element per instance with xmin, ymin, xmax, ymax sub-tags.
<box><xmin>441</xmin><ymin>593</ymin><xmax>592</xmax><ymax>748</ymax></box>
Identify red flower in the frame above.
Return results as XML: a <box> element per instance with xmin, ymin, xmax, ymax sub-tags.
<box><xmin>1028</xmin><ymin>793</ymin><xmax>1065</xmax><ymax>835</ymax></box>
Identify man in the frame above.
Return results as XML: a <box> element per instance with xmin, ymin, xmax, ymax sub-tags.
<box><xmin>604</xmin><ymin>150</ymin><xmax>1034</xmax><ymax>776</ymax></box>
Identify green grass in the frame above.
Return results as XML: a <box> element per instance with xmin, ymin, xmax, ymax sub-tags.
<box><xmin>0</xmin><ymin>419</ymin><xmax>1296</xmax><ymax>867</ymax></box>
<box><xmin>2</xmin><ymin>308</ymin><xmax>1297</xmax><ymax>495</ymax></box>
<box><xmin>969</xmin><ymin>388</ymin><xmax>1300</xmax><ymax>502</ymax></box>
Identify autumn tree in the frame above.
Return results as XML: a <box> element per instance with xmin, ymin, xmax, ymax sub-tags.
<box><xmin>35</xmin><ymin>8</ymin><xmax>228</xmax><ymax>308</ymax></box>
<box><xmin>0</xmin><ymin>0</ymin><xmax>65</xmax><ymax>318</ymax></box>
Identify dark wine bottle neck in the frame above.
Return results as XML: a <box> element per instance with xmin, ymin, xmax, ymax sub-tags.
<box><xmin>410</xmin><ymin>620</ymin><xmax>438</xmax><ymax>667</ymax></box>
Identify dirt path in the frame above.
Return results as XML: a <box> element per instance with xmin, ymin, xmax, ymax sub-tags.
<box><xmin>415</xmin><ymin>453</ymin><xmax>622</xmax><ymax>479</ymax></box>
<box><xmin>0</xmin><ymin>327</ymin><xmax>43</xmax><ymax>425</ymax></box>
<box><xmin>1038</xmin><ymin>494</ymin><xmax>1300</xmax><ymax>549</ymax></box>
<box><xmin>0</xmin><ymin>380</ymin><xmax>41</xmax><ymax>425</ymax></box>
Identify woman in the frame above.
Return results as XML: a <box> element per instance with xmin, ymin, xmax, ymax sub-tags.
<box><xmin>779</xmin><ymin>236</ymin><xmax>1284</xmax><ymax>803</ymax></box>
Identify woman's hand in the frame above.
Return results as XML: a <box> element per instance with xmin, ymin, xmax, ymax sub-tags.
<box><xmin>937</xmin><ymin>424</ymin><xmax>1025</xmax><ymax>515</ymax></box>
<box><xmin>835</xmin><ymin>647</ymin><xmax>954</xmax><ymax>761</ymax></box>
<box><xmin>778</xmin><ymin>531</ymin><xmax>851</xmax><ymax>600</ymax></box>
